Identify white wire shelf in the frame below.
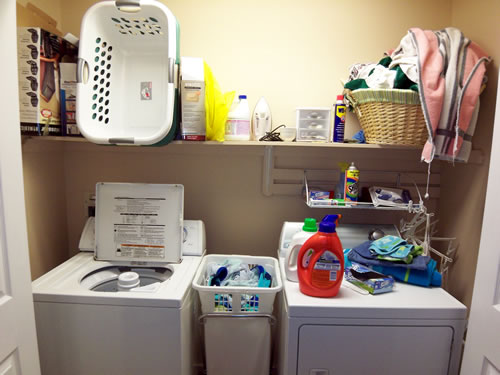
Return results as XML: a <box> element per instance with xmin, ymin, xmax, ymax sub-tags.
<box><xmin>304</xmin><ymin>174</ymin><xmax>424</xmax><ymax>213</ymax></box>
<box><xmin>306</xmin><ymin>199</ymin><xmax>422</xmax><ymax>211</ymax></box>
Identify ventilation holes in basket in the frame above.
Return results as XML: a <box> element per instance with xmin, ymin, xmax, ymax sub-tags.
<box><xmin>91</xmin><ymin>37</ymin><xmax>112</xmax><ymax>124</ymax></box>
<box><xmin>111</xmin><ymin>16</ymin><xmax>164</xmax><ymax>36</ymax></box>
<box><xmin>214</xmin><ymin>294</ymin><xmax>233</xmax><ymax>312</ymax></box>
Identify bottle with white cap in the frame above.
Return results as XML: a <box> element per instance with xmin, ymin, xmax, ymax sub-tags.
<box><xmin>225</xmin><ymin>95</ymin><xmax>251</xmax><ymax>141</ymax></box>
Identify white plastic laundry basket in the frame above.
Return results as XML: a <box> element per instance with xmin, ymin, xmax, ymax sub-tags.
<box><xmin>76</xmin><ymin>0</ymin><xmax>179</xmax><ymax>145</ymax></box>
<box><xmin>192</xmin><ymin>254</ymin><xmax>282</xmax><ymax>315</ymax></box>
<box><xmin>193</xmin><ymin>254</ymin><xmax>282</xmax><ymax>375</ymax></box>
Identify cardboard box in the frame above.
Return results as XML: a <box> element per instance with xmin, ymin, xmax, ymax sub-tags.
<box><xmin>59</xmin><ymin>63</ymin><xmax>81</xmax><ymax>136</ymax></box>
<box><xmin>180</xmin><ymin>57</ymin><xmax>205</xmax><ymax>141</ymax></box>
<box><xmin>17</xmin><ymin>27</ymin><xmax>77</xmax><ymax>136</ymax></box>
<box><xmin>345</xmin><ymin>263</ymin><xmax>395</xmax><ymax>294</ymax></box>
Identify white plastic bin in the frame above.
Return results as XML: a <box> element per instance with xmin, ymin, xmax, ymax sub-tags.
<box><xmin>76</xmin><ymin>0</ymin><xmax>179</xmax><ymax>145</ymax></box>
<box><xmin>193</xmin><ymin>254</ymin><xmax>282</xmax><ymax>375</ymax></box>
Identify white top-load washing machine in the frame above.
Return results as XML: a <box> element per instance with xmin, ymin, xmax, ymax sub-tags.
<box><xmin>32</xmin><ymin>183</ymin><xmax>206</xmax><ymax>375</ymax></box>
<box><xmin>276</xmin><ymin>222</ymin><xmax>467</xmax><ymax>375</ymax></box>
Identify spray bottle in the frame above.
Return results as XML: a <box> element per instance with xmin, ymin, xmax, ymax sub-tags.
<box><xmin>344</xmin><ymin>162</ymin><xmax>360</xmax><ymax>205</ymax></box>
<box><xmin>297</xmin><ymin>215</ymin><xmax>344</xmax><ymax>297</ymax></box>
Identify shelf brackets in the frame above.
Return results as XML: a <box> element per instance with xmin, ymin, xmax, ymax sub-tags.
<box><xmin>262</xmin><ymin>146</ymin><xmax>274</xmax><ymax>197</ymax></box>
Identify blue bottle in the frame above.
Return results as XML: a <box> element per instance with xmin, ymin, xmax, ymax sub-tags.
<box><xmin>333</xmin><ymin>95</ymin><xmax>346</xmax><ymax>143</ymax></box>
<box><xmin>373</xmin><ymin>258</ymin><xmax>442</xmax><ymax>287</ymax></box>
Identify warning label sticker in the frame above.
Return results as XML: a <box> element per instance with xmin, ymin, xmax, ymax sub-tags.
<box><xmin>112</xmin><ymin>197</ymin><xmax>167</xmax><ymax>259</ymax></box>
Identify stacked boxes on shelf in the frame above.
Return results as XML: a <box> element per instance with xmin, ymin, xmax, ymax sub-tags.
<box><xmin>17</xmin><ymin>27</ymin><xmax>78</xmax><ymax>136</ymax></box>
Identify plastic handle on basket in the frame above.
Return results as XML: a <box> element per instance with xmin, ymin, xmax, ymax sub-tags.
<box><xmin>115</xmin><ymin>0</ymin><xmax>141</xmax><ymax>13</ymax></box>
<box><xmin>77</xmin><ymin>58</ymin><xmax>88</xmax><ymax>84</ymax></box>
<box><xmin>168</xmin><ymin>58</ymin><xmax>175</xmax><ymax>84</ymax></box>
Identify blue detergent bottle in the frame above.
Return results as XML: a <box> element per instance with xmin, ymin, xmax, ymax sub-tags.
<box><xmin>373</xmin><ymin>258</ymin><xmax>442</xmax><ymax>287</ymax></box>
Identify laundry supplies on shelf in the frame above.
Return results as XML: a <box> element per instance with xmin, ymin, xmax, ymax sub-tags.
<box><xmin>225</xmin><ymin>95</ymin><xmax>251</xmax><ymax>141</ymax></box>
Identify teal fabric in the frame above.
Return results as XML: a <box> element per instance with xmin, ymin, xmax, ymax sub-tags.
<box><xmin>369</xmin><ymin>235</ymin><xmax>408</xmax><ymax>256</ymax></box>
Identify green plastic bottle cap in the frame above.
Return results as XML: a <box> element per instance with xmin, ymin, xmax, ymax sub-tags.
<box><xmin>303</xmin><ymin>218</ymin><xmax>317</xmax><ymax>232</ymax></box>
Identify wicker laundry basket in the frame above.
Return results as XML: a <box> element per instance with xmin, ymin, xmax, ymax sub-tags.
<box><xmin>344</xmin><ymin>89</ymin><xmax>427</xmax><ymax>146</ymax></box>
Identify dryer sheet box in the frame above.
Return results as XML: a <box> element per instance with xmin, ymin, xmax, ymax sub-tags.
<box><xmin>17</xmin><ymin>27</ymin><xmax>77</xmax><ymax>136</ymax></box>
<box><xmin>180</xmin><ymin>57</ymin><xmax>206</xmax><ymax>141</ymax></box>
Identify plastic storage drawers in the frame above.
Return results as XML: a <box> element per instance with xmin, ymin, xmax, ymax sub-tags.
<box><xmin>296</xmin><ymin>108</ymin><xmax>332</xmax><ymax>142</ymax></box>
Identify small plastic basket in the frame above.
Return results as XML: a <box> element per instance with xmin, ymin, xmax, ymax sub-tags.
<box><xmin>192</xmin><ymin>254</ymin><xmax>282</xmax><ymax>315</ymax></box>
<box><xmin>344</xmin><ymin>88</ymin><xmax>428</xmax><ymax>146</ymax></box>
<box><xmin>76</xmin><ymin>0</ymin><xmax>179</xmax><ymax>145</ymax></box>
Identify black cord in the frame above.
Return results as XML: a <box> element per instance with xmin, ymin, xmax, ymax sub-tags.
<box><xmin>259</xmin><ymin>124</ymin><xmax>286</xmax><ymax>141</ymax></box>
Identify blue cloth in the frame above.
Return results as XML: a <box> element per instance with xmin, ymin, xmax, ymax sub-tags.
<box><xmin>353</xmin><ymin>130</ymin><xmax>366</xmax><ymax>143</ymax></box>
<box><xmin>348</xmin><ymin>241</ymin><xmax>430</xmax><ymax>271</ymax></box>
<box><xmin>369</xmin><ymin>235</ymin><xmax>413</xmax><ymax>259</ymax></box>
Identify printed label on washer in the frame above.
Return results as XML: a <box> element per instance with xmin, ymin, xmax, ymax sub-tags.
<box><xmin>112</xmin><ymin>196</ymin><xmax>167</xmax><ymax>259</ymax></box>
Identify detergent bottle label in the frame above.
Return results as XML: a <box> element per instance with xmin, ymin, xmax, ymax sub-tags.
<box><xmin>312</xmin><ymin>251</ymin><xmax>341</xmax><ymax>287</ymax></box>
<box><xmin>302</xmin><ymin>249</ymin><xmax>315</xmax><ymax>268</ymax></box>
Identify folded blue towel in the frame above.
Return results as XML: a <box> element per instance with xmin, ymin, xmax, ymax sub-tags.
<box><xmin>348</xmin><ymin>241</ymin><xmax>431</xmax><ymax>271</ymax></box>
<box><xmin>369</xmin><ymin>235</ymin><xmax>410</xmax><ymax>257</ymax></box>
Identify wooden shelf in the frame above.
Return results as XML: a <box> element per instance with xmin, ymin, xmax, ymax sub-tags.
<box><xmin>21</xmin><ymin>136</ymin><xmax>423</xmax><ymax>150</ymax></box>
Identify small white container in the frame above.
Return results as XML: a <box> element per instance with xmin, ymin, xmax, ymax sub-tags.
<box><xmin>296</xmin><ymin>107</ymin><xmax>332</xmax><ymax>142</ymax></box>
<box><xmin>280</xmin><ymin>127</ymin><xmax>296</xmax><ymax>141</ymax></box>
<box><xmin>225</xmin><ymin>95</ymin><xmax>251</xmax><ymax>141</ymax></box>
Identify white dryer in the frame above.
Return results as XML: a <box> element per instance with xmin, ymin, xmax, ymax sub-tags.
<box><xmin>276</xmin><ymin>222</ymin><xmax>467</xmax><ymax>375</ymax></box>
<box><xmin>32</xmin><ymin>183</ymin><xmax>206</xmax><ymax>375</ymax></box>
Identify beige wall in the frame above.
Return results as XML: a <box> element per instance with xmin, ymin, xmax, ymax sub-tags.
<box><xmin>438</xmin><ymin>0</ymin><xmax>500</xmax><ymax>308</ymax></box>
<box><xmin>18</xmin><ymin>0</ymin><xmax>498</xmax><ymax>311</ymax></box>
<box><xmin>22</xmin><ymin>141</ymin><xmax>68</xmax><ymax>279</ymax></box>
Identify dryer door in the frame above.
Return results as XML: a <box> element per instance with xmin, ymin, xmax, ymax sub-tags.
<box><xmin>297</xmin><ymin>324</ymin><xmax>453</xmax><ymax>375</ymax></box>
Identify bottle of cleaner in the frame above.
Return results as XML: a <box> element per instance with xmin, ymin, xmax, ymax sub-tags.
<box><xmin>333</xmin><ymin>95</ymin><xmax>346</xmax><ymax>143</ymax></box>
<box><xmin>344</xmin><ymin>162</ymin><xmax>359</xmax><ymax>205</ymax></box>
<box><xmin>285</xmin><ymin>218</ymin><xmax>317</xmax><ymax>282</ymax></box>
<box><xmin>297</xmin><ymin>215</ymin><xmax>344</xmax><ymax>297</ymax></box>
<box><xmin>225</xmin><ymin>95</ymin><xmax>250</xmax><ymax>141</ymax></box>
<box><xmin>334</xmin><ymin>162</ymin><xmax>349</xmax><ymax>200</ymax></box>
<box><xmin>252</xmin><ymin>97</ymin><xmax>272</xmax><ymax>140</ymax></box>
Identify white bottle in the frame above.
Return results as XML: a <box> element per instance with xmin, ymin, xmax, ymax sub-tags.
<box><xmin>252</xmin><ymin>97</ymin><xmax>272</xmax><ymax>140</ymax></box>
<box><xmin>285</xmin><ymin>218</ymin><xmax>317</xmax><ymax>282</ymax></box>
<box><xmin>225</xmin><ymin>95</ymin><xmax>251</xmax><ymax>141</ymax></box>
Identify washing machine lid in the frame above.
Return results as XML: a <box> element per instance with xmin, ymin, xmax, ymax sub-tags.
<box><xmin>95</xmin><ymin>183</ymin><xmax>183</xmax><ymax>264</ymax></box>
